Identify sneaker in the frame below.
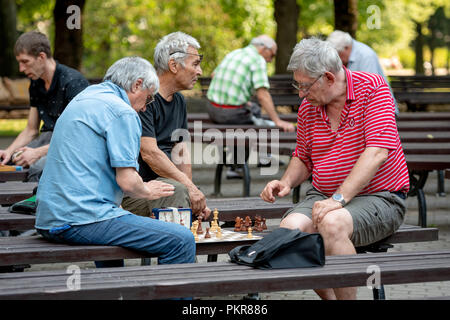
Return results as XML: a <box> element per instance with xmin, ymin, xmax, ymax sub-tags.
<box><xmin>226</xmin><ymin>167</ymin><xmax>244</xmax><ymax>179</ymax></box>
<box><xmin>8</xmin><ymin>195</ymin><xmax>37</xmax><ymax>215</ymax></box>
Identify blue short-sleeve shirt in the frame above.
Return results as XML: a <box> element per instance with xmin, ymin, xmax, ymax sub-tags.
<box><xmin>35</xmin><ymin>81</ymin><xmax>141</xmax><ymax>230</ymax></box>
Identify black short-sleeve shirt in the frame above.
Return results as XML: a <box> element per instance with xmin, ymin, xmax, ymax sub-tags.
<box><xmin>29</xmin><ymin>62</ymin><xmax>89</xmax><ymax>132</ymax></box>
<box><xmin>138</xmin><ymin>92</ymin><xmax>188</xmax><ymax>181</ymax></box>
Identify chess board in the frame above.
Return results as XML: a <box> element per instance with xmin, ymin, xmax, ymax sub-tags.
<box><xmin>195</xmin><ymin>228</ymin><xmax>262</xmax><ymax>243</ymax></box>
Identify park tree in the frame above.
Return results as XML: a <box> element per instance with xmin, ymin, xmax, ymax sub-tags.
<box><xmin>0</xmin><ymin>0</ymin><xmax>19</xmax><ymax>77</ymax></box>
<box><xmin>274</xmin><ymin>0</ymin><xmax>299</xmax><ymax>74</ymax></box>
<box><xmin>425</xmin><ymin>7</ymin><xmax>449</xmax><ymax>74</ymax></box>
<box><xmin>53</xmin><ymin>0</ymin><xmax>85</xmax><ymax>70</ymax></box>
<box><xmin>334</xmin><ymin>0</ymin><xmax>358</xmax><ymax>38</ymax></box>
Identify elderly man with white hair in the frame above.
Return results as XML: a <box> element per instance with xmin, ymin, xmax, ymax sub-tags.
<box><xmin>327</xmin><ymin>30</ymin><xmax>398</xmax><ymax>114</ymax></box>
<box><xmin>207</xmin><ymin>35</ymin><xmax>294</xmax><ymax>132</ymax></box>
<box><xmin>35</xmin><ymin>56</ymin><xmax>196</xmax><ymax>266</ymax></box>
<box><xmin>260</xmin><ymin>38</ymin><xmax>409</xmax><ymax>299</ymax></box>
<box><xmin>121</xmin><ymin>31</ymin><xmax>211</xmax><ymax>220</ymax></box>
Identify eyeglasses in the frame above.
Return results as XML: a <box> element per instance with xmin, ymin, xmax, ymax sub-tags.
<box><xmin>145</xmin><ymin>94</ymin><xmax>155</xmax><ymax>107</ymax></box>
<box><xmin>292</xmin><ymin>74</ymin><xmax>323</xmax><ymax>94</ymax></box>
<box><xmin>169</xmin><ymin>51</ymin><xmax>203</xmax><ymax>62</ymax></box>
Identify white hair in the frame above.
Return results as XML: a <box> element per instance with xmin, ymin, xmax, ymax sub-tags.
<box><xmin>287</xmin><ymin>37</ymin><xmax>343</xmax><ymax>78</ymax></box>
<box><xmin>103</xmin><ymin>56</ymin><xmax>159</xmax><ymax>93</ymax></box>
<box><xmin>326</xmin><ymin>30</ymin><xmax>353</xmax><ymax>52</ymax></box>
<box><xmin>250</xmin><ymin>35</ymin><xmax>276</xmax><ymax>49</ymax></box>
<box><xmin>153</xmin><ymin>31</ymin><xmax>200</xmax><ymax>74</ymax></box>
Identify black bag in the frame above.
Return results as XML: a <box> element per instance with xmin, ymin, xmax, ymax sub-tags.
<box><xmin>228</xmin><ymin>227</ymin><xmax>325</xmax><ymax>269</ymax></box>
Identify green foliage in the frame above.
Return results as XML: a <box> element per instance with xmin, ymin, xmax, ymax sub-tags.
<box><xmin>11</xmin><ymin>0</ymin><xmax>450</xmax><ymax>78</ymax></box>
<box><xmin>82</xmin><ymin>0</ymin><xmax>274</xmax><ymax>77</ymax></box>
<box><xmin>0</xmin><ymin>119</ymin><xmax>27</xmax><ymax>136</ymax></box>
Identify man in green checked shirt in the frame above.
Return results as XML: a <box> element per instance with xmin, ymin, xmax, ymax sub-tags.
<box><xmin>207</xmin><ymin>35</ymin><xmax>294</xmax><ymax>178</ymax></box>
<box><xmin>206</xmin><ymin>35</ymin><xmax>294</xmax><ymax>132</ymax></box>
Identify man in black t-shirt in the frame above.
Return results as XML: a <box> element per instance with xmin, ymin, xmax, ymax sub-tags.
<box><xmin>0</xmin><ymin>31</ymin><xmax>89</xmax><ymax>182</ymax></box>
<box><xmin>122</xmin><ymin>31</ymin><xmax>210</xmax><ymax>219</ymax></box>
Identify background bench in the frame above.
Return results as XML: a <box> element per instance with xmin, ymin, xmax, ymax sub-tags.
<box><xmin>199</xmin><ymin>75</ymin><xmax>450</xmax><ymax>112</ymax></box>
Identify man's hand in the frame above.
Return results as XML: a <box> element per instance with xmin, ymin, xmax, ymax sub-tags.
<box><xmin>260</xmin><ymin>179</ymin><xmax>291</xmax><ymax>203</ymax></box>
<box><xmin>0</xmin><ymin>149</ymin><xmax>12</xmax><ymax>165</ymax></box>
<box><xmin>188</xmin><ymin>185</ymin><xmax>207</xmax><ymax>215</ymax></box>
<box><xmin>144</xmin><ymin>180</ymin><xmax>175</xmax><ymax>200</ymax></box>
<box><xmin>11</xmin><ymin>147</ymin><xmax>42</xmax><ymax>167</ymax></box>
<box><xmin>311</xmin><ymin>198</ymin><xmax>342</xmax><ymax>228</ymax></box>
<box><xmin>197</xmin><ymin>206</ymin><xmax>211</xmax><ymax>221</ymax></box>
<box><xmin>275</xmin><ymin>119</ymin><xmax>295</xmax><ymax>132</ymax></box>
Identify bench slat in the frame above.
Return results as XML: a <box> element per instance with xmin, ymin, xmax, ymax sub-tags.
<box><xmin>0</xmin><ymin>224</ymin><xmax>438</xmax><ymax>267</ymax></box>
<box><xmin>1</xmin><ymin>250</ymin><xmax>449</xmax><ymax>299</ymax></box>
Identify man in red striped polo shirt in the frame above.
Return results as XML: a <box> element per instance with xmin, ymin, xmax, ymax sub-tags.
<box><xmin>260</xmin><ymin>38</ymin><xmax>409</xmax><ymax>300</ymax></box>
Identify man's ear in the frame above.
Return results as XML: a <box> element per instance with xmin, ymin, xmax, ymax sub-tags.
<box><xmin>324</xmin><ymin>72</ymin><xmax>336</xmax><ymax>85</ymax></box>
<box><xmin>37</xmin><ymin>52</ymin><xmax>47</xmax><ymax>61</ymax></box>
<box><xmin>168</xmin><ymin>58</ymin><xmax>178</xmax><ymax>74</ymax></box>
<box><xmin>132</xmin><ymin>78</ymin><xmax>143</xmax><ymax>93</ymax></box>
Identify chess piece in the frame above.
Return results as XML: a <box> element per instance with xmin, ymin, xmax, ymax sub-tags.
<box><xmin>216</xmin><ymin>227</ymin><xmax>222</xmax><ymax>238</ymax></box>
<box><xmin>197</xmin><ymin>216</ymin><xmax>203</xmax><ymax>234</ymax></box>
<box><xmin>205</xmin><ymin>227</ymin><xmax>211</xmax><ymax>238</ymax></box>
<box><xmin>234</xmin><ymin>216</ymin><xmax>242</xmax><ymax>232</ymax></box>
<box><xmin>254</xmin><ymin>215</ymin><xmax>262</xmax><ymax>232</ymax></box>
<box><xmin>243</xmin><ymin>216</ymin><xmax>251</xmax><ymax>231</ymax></box>
<box><xmin>262</xmin><ymin>218</ymin><xmax>267</xmax><ymax>230</ymax></box>
<box><xmin>212</xmin><ymin>208</ymin><xmax>219</xmax><ymax>231</ymax></box>
<box><xmin>191</xmin><ymin>221</ymin><xmax>199</xmax><ymax>241</ymax></box>
<box><xmin>247</xmin><ymin>226</ymin><xmax>253</xmax><ymax>239</ymax></box>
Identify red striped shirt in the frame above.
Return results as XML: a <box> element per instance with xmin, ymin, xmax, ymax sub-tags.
<box><xmin>293</xmin><ymin>67</ymin><xmax>410</xmax><ymax>196</ymax></box>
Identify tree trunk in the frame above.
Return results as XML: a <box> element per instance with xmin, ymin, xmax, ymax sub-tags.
<box><xmin>333</xmin><ymin>0</ymin><xmax>358</xmax><ymax>39</ymax></box>
<box><xmin>414</xmin><ymin>22</ymin><xmax>425</xmax><ymax>75</ymax></box>
<box><xmin>274</xmin><ymin>0</ymin><xmax>300</xmax><ymax>74</ymax></box>
<box><xmin>53</xmin><ymin>0</ymin><xmax>86</xmax><ymax>70</ymax></box>
<box><xmin>0</xmin><ymin>0</ymin><xmax>19</xmax><ymax>77</ymax></box>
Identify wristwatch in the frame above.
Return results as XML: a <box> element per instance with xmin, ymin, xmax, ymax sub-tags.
<box><xmin>332</xmin><ymin>193</ymin><xmax>346</xmax><ymax>206</ymax></box>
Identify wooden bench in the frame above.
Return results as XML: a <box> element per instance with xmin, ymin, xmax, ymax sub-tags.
<box><xmin>0</xmin><ymin>181</ymin><xmax>37</xmax><ymax>205</ymax></box>
<box><xmin>389</xmin><ymin>75</ymin><xmax>450</xmax><ymax>111</ymax></box>
<box><xmin>187</xmin><ymin>111</ymin><xmax>450</xmax><ymax>123</ymax></box>
<box><xmin>0</xmin><ymin>224</ymin><xmax>439</xmax><ymax>272</ymax></box>
<box><xmin>0</xmin><ymin>197</ymin><xmax>293</xmax><ymax>231</ymax></box>
<box><xmin>0</xmin><ymin>249</ymin><xmax>448</xmax><ymax>300</ymax></box>
<box><xmin>199</xmin><ymin>75</ymin><xmax>450</xmax><ymax>113</ymax></box>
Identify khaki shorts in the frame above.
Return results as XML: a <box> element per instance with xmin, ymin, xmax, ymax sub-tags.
<box><xmin>282</xmin><ymin>187</ymin><xmax>406</xmax><ymax>247</ymax></box>
<box><xmin>121</xmin><ymin>177</ymin><xmax>190</xmax><ymax>217</ymax></box>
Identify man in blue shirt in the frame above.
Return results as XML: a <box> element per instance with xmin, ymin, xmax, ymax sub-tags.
<box><xmin>35</xmin><ymin>57</ymin><xmax>195</xmax><ymax>266</ymax></box>
<box><xmin>327</xmin><ymin>30</ymin><xmax>398</xmax><ymax>115</ymax></box>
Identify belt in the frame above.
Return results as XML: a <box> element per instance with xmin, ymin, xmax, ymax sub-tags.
<box><xmin>209</xmin><ymin>100</ymin><xmax>244</xmax><ymax>109</ymax></box>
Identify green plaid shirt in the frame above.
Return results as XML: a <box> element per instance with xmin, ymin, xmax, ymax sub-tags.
<box><xmin>207</xmin><ymin>45</ymin><xmax>270</xmax><ymax>106</ymax></box>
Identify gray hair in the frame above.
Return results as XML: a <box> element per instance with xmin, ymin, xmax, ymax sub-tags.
<box><xmin>287</xmin><ymin>37</ymin><xmax>343</xmax><ymax>78</ymax></box>
<box><xmin>153</xmin><ymin>31</ymin><xmax>200</xmax><ymax>74</ymax></box>
<box><xmin>103</xmin><ymin>56</ymin><xmax>159</xmax><ymax>93</ymax></box>
<box><xmin>250</xmin><ymin>35</ymin><xmax>276</xmax><ymax>49</ymax></box>
<box><xmin>326</xmin><ymin>30</ymin><xmax>353</xmax><ymax>52</ymax></box>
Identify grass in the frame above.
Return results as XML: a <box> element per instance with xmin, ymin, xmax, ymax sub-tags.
<box><xmin>0</xmin><ymin>119</ymin><xmax>27</xmax><ymax>136</ymax></box>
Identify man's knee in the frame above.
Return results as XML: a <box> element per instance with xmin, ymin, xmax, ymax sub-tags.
<box><xmin>280</xmin><ymin>212</ymin><xmax>315</xmax><ymax>233</ymax></box>
<box><xmin>318</xmin><ymin>212</ymin><xmax>352</xmax><ymax>241</ymax></box>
